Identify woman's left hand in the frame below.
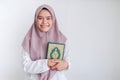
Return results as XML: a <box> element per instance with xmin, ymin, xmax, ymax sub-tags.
<box><xmin>51</xmin><ymin>59</ymin><xmax>68</xmax><ymax>71</ymax></box>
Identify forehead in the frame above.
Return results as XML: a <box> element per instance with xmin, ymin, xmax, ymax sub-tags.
<box><xmin>38</xmin><ymin>9</ymin><xmax>52</xmax><ymax>16</ymax></box>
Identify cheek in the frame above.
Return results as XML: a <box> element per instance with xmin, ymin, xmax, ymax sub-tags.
<box><xmin>35</xmin><ymin>23</ymin><xmax>40</xmax><ymax>29</ymax></box>
<box><xmin>50</xmin><ymin>21</ymin><xmax>53</xmax><ymax>26</ymax></box>
<box><xmin>36</xmin><ymin>21</ymin><xmax>42</xmax><ymax>26</ymax></box>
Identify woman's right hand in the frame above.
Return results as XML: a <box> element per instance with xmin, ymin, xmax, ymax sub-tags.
<box><xmin>47</xmin><ymin>59</ymin><xmax>57</xmax><ymax>68</ymax></box>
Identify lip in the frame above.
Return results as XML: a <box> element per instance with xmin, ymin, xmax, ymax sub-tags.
<box><xmin>41</xmin><ymin>25</ymin><xmax>49</xmax><ymax>28</ymax></box>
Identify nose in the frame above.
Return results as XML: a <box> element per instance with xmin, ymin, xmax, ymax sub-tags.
<box><xmin>43</xmin><ymin>18</ymin><xmax>47</xmax><ymax>24</ymax></box>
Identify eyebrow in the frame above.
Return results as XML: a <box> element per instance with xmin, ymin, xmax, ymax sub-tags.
<box><xmin>37</xmin><ymin>16</ymin><xmax>52</xmax><ymax>17</ymax></box>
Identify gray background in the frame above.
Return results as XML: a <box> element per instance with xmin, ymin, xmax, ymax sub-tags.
<box><xmin>0</xmin><ymin>0</ymin><xmax>120</xmax><ymax>80</ymax></box>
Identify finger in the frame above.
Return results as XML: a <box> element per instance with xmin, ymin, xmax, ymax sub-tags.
<box><xmin>54</xmin><ymin>59</ymin><xmax>62</xmax><ymax>63</ymax></box>
<box><xmin>51</xmin><ymin>65</ymin><xmax>57</xmax><ymax>70</ymax></box>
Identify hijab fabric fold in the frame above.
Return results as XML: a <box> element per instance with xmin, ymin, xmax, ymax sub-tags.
<box><xmin>22</xmin><ymin>4</ymin><xmax>67</xmax><ymax>80</ymax></box>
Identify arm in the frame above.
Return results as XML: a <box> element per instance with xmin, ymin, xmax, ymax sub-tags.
<box><xmin>63</xmin><ymin>40</ymin><xmax>71</xmax><ymax>70</ymax></box>
<box><xmin>22</xmin><ymin>50</ymin><xmax>50</xmax><ymax>74</ymax></box>
<box><xmin>51</xmin><ymin>40</ymin><xmax>71</xmax><ymax>71</ymax></box>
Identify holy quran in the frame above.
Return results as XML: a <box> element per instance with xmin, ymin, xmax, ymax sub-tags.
<box><xmin>46</xmin><ymin>42</ymin><xmax>65</xmax><ymax>60</ymax></box>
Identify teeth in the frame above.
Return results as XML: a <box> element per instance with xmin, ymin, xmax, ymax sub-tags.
<box><xmin>42</xmin><ymin>25</ymin><xmax>48</xmax><ymax>28</ymax></box>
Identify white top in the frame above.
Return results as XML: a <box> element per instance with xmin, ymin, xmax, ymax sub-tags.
<box><xmin>22</xmin><ymin>41</ymin><xmax>71</xmax><ymax>80</ymax></box>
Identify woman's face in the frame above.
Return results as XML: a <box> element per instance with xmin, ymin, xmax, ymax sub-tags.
<box><xmin>36</xmin><ymin>9</ymin><xmax>53</xmax><ymax>32</ymax></box>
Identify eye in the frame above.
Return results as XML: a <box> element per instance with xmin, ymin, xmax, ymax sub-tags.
<box><xmin>46</xmin><ymin>17</ymin><xmax>52</xmax><ymax>20</ymax></box>
<box><xmin>37</xmin><ymin>16</ymin><xmax>43</xmax><ymax>20</ymax></box>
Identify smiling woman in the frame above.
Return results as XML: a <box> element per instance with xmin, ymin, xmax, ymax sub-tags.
<box><xmin>21</xmin><ymin>4</ymin><xmax>71</xmax><ymax>80</ymax></box>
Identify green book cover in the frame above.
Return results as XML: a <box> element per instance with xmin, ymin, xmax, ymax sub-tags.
<box><xmin>46</xmin><ymin>42</ymin><xmax>65</xmax><ymax>60</ymax></box>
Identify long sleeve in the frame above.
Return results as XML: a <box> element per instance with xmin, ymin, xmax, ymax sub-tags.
<box><xmin>63</xmin><ymin>40</ymin><xmax>71</xmax><ymax>70</ymax></box>
<box><xmin>22</xmin><ymin>40</ymin><xmax>71</xmax><ymax>74</ymax></box>
<box><xmin>22</xmin><ymin>50</ymin><xmax>50</xmax><ymax>74</ymax></box>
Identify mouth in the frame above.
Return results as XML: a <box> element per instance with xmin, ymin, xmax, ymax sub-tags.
<box><xmin>41</xmin><ymin>25</ymin><xmax>49</xmax><ymax>28</ymax></box>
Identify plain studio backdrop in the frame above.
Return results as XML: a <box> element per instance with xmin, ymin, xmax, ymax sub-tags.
<box><xmin>0</xmin><ymin>0</ymin><xmax>120</xmax><ymax>80</ymax></box>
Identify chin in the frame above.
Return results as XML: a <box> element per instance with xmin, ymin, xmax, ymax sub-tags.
<box><xmin>41</xmin><ymin>29</ymin><xmax>49</xmax><ymax>32</ymax></box>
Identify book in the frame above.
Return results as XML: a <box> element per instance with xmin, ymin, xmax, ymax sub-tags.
<box><xmin>46</xmin><ymin>42</ymin><xmax>65</xmax><ymax>60</ymax></box>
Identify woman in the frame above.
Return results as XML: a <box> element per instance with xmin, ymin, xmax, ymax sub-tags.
<box><xmin>22</xmin><ymin>4</ymin><xmax>71</xmax><ymax>80</ymax></box>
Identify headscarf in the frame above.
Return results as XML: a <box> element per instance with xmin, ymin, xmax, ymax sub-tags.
<box><xmin>22</xmin><ymin>4</ymin><xmax>67</xmax><ymax>80</ymax></box>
